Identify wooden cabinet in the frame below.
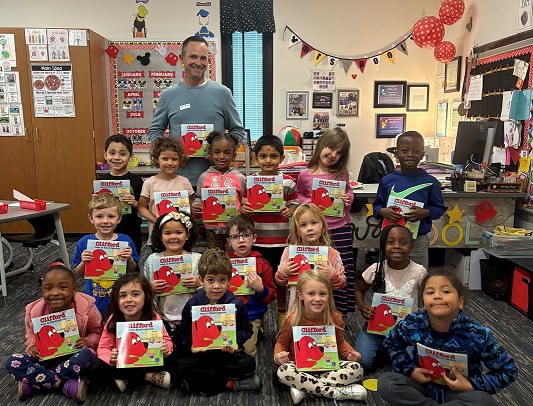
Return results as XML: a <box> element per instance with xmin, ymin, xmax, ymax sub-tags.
<box><xmin>0</xmin><ymin>28</ymin><xmax>109</xmax><ymax>233</ymax></box>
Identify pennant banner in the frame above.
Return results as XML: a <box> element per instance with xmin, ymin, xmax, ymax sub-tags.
<box><xmin>372</xmin><ymin>55</ymin><xmax>381</xmax><ymax>71</ymax></box>
<box><xmin>288</xmin><ymin>33</ymin><xmax>302</xmax><ymax>49</ymax></box>
<box><xmin>355</xmin><ymin>59</ymin><xmax>367</xmax><ymax>74</ymax></box>
<box><xmin>385</xmin><ymin>49</ymin><xmax>395</xmax><ymax>64</ymax></box>
<box><xmin>301</xmin><ymin>43</ymin><xmax>313</xmax><ymax>58</ymax></box>
<box><xmin>397</xmin><ymin>41</ymin><xmax>408</xmax><ymax>56</ymax></box>
<box><xmin>327</xmin><ymin>56</ymin><xmax>339</xmax><ymax>70</ymax></box>
<box><xmin>340</xmin><ymin>59</ymin><xmax>353</xmax><ymax>74</ymax></box>
<box><xmin>314</xmin><ymin>50</ymin><xmax>326</xmax><ymax>66</ymax></box>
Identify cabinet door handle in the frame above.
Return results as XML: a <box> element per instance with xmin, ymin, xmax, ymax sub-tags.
<box><xmin>25</xmin><ymin>128</ymin><xmax>28</xmax><ymax>142</ymax></box>
<box><xmin>35</xmin><ymin>128</ymin><xmax>39</xmax><ymax>142</ymax></box>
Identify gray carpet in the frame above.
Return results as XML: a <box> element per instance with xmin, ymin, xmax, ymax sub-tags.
<box><xmin>0</xmin><ymin>239</ymin><xmax>530</xmax><ymax>405</ymax></box>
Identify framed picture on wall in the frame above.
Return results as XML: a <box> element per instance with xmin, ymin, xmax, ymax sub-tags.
<box><xmin>444</xmin><ymin>56</ymin><xmax>462</xmax><ymax>93</ymax></box>
<box><xmin>286</xmin><ymin>91</ymin><xmax>309</xmax><ymax>119</ymax></box>
<box><xmin>406</xmin><ymin>84</ymin><xmax>429</xmax><ymax>111</ymax></box>
<box><xmin>449</xmin><ymin>100</ymin><xmax>462</xmax><ymax>131</ymax></box>
<box><xmin>337</xmin><ymin>89</ymin><xmax>359</xmax><ymax>116</ymax></box>
<box><xmin>312</xmin><ymin>92</ymin><xmax>333</xmax><ymax>109</ymax></box>
<box><xmin>436</xmin><ymin>102</ymin><xmax>448</xmax><ymax>136</ymax></box>
<box><xmin>376</xmin><ymin>113</ymin><xmax>406</xmax><ymax>138</ymax></box>
<box><xmin>374</xmin><ymin>81</ymin><xmax>407</xmax><ymax>108</ymax></box>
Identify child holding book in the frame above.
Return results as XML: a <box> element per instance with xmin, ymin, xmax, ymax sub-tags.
<box><xmin>141</xmin><ymin>211</ymin><xmax>202</xmax><ymax>347</ymax></box>
<box><xmin>274</xmin><ymin>270</ymin><xmax>366</xmax><ymax>404</ymax></box>
<box><xmin>354</xmin><ymin>224</ymin><xmax>427</xmax><ymax>370</ymax></box>
<box><xmin>92</xmin><ymin>273</ymin><xmax>174</xmax><ymax>392</ymax></box>
<box><xmin>275</xmin><ymin>203</ymin><xmax>346</xmax><ymax>312</ymax></box>
<box><xmin>296</xmin><ymin>128</ymin><xmax>355</xmax><ymax>315</ymax></box>
<box><xmin>378</xmin><ymin>269</ymin><xmax>518</xmax><ymax>405</ymax></box>
<box><xmin>137</xmin><ymin>137</ymin><xmax>195</xmax><ymax>251</ymax></box>
<box><xmin>176</xmin><ymin>248</ymin><xmax>261</xmax><ymax>396</ymax></box>
<box><xmin>98</xmin><ymin>134</ymin><xmax>144</xmax><ymax>254</ymax></box>
<box><xmin>226</xmin><ymin>215</ymin><xmax>276</xmax><ymax>356</ymax></box>
<box><xmin>240</xmin><ymin>134</ymin><xmax>298</xmax><ymax>328</ymax></box>
<box><xmin>73</xmin><ymin>194</ymin><xmax>140</xmax><ymax>315</ymax></box>
<box><xmin>4</xmin><ymin>260</ymin><xmax>102</xmax><ymax>402</ymax></box>
<box><xmin>373</xmin><ymin>131</ymin><xmax>446</xmax><ymax>270</ymax></box>
<box><xmin>191</xmin><ymin>131</ymin><xmax>246</xmax><ymax>250</ymax></box>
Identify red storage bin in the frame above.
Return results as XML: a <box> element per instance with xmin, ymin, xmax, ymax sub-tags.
<box><xmin>0</xmin><ymin>202</ymin><xmax>8</xmax><ymax>214</ymax></box>
<box><xmin>19</xmin><ymin>199</ymin><xmax>47</xmax><ymax>211</ymax></box>
<box><xmin>511</xmin><ymin>266</ymin><xmax>531</xmax><ymax>316</ymax></box>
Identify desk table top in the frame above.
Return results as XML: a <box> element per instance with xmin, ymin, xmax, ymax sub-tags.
<box><xmin>0</xmin><ymin>203</ymin><xmax>70</xmax><ymax>225</ymax></box>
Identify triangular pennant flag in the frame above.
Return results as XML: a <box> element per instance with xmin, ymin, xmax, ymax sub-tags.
<box><xmin>385</xmin><ymin>49</ymin><xmax>395</xmax><ymax>64</ymax></box>
<box><xmin>300</xmin><ymin>43</ymin><xmax>313</xmax><ymax>58</ymax></box>
<box><xmin>314</xmin><ymin>50</ymin><xmax>326</xmax><ymax>66</ymax></box>
<box><xmin>355</xmin><ymin>59</ymin><xmax>367</xmax><ymax>74</ymax></box>
<box><xmin>288</xmin><ymin>33</ymin><xmax>302</xmax><ymax>49</ymax></box>
<box><xmin>340</xmin><ymin>59</ymin><xmax>353</xmax><ymax>74</ymax></box>
<box><xmin>397</xmin><ymin>41</ymin><xmax>408</xmax><ymax>56</ymax></box>
<box><xmin>327</xmin><ymin>56</ymin><xmax>339</xmax><ymax>70</ymax></box>
<box><xmin>372</xmin><ymin>55</ymin><xmax>381</xmax><ymax>71</ymax></box>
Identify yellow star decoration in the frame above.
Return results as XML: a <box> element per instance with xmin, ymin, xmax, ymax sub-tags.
<box><xmin>446</xmin><ymin>204</ymin><xmax>465</xmax><ymax>224</ymax></box>
<box><xmin>123</xmin><ymin>53</ymin><xmax>135</xmax><ymax>66</ymax></box>
<box><xmin>365</xmin><ymin>203</ymin><xmax>373</xmax><ymax>217</ymax></box>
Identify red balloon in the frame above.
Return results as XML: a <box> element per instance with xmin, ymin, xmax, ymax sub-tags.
<box><xmin>412</xmin><ymin>16</ymin><xmax>445</xmax><ymax>49</ymax></box>
<box><xmin>434</xmin><ymin>41</ymin><xmax>456</xmax><ymax>63</ymax></box>
<box><xmin>439</xmin><ymin>0</ymin><xmax>465</xmax><ymax>25</ymax></box>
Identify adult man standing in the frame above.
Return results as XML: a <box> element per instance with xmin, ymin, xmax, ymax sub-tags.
<box><xmin>148</xmin><ymin>36</ymin><xmax>245</xmax><ymax>143</ymax></box>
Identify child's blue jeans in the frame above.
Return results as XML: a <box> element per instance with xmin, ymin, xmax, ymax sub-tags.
<box><xmin>353</xmin><ymin>321</ymin><xmax>385</xmax><ymax>370</ymax></box>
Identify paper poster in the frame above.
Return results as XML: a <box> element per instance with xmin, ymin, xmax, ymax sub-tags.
<box><xmin>518</xmin><ymin>0</ymin><xmax>533</xmax><ymax>32</ymax></box>
<box><xmin>31</xmin><ymin>64</ymin><xmax>75</xmax><ymax>117</ymax></box>
<box><xmin>467</xmin><ymin>75</ymin><xmax>483</xmax><ymax>101</ymax></box>
<box><xmin>69</xmin><ymin>30</ymin><xmax>87</xmax><ymax>46</ymax></box>
<box><xmin>312</xmin><ymin>70</ymin><xmax>336</xmax><ymax>91</ymax></box>
<box><xmin>0</xmin><ymin>72</ymin><xmax>24</xmax><ymax>136</ymax></box>
<box><xmin>28</xmin><ymin>44</ymin><xmax>48</xmax><ymax>61</ymax></box>
<box><xmin>47</xmin><ymin>29</ymin><xmax>70</xmax><ymax>61</ymax></box>
<box><xmin>436</xmin><ymin>73</ymin><xmax>445</xmax><ymax>94</ymax></box>
<box><xmin>0</xmin><ymin>34</ymin><xmax>17</xmax><ymax>69</ymax></box>
<box><xmin>25</xmin><ymin>28</ymin><xmax>47</xmax><ymax>45</ymax></box>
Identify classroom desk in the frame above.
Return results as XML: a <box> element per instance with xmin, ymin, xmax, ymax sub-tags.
<box><xmin>0</xmin><ymin>203</ymin><xmax>70</xmax><ymax>301</ymax></box>
<box><xmin>350</xmin><ymin>184</ymin><xmax>525</xmax><ymax>249</ymax></box>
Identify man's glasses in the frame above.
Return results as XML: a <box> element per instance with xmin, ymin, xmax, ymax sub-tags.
<box><xmin>228</xmin><ymin>232</ymin><xmax>254</xmax><ymax>242</ymax></box>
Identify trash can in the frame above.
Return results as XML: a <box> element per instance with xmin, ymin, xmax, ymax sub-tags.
<box><xmin>479</xmin><ymin>258</ymin><xmax>513</xmax><ymax>301</ymax></box>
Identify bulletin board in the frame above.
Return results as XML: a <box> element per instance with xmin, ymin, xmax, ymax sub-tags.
<box><xmin>107</xmin><ymin>41</ymin><xmax>216</xmax><ymax>152</ymax></box>
<box><xmin>466</xmin><ymin>45</ymin><xmax>533</xmax><ymax>148</ymax></box>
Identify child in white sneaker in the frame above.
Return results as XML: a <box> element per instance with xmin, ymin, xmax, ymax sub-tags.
<box><xmin>274</xmin><ymin>271</ymin><xmax>367</xmax><ymax>404</ymax></box>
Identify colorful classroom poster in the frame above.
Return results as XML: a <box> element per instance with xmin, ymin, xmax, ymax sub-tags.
<box><xmin>0</xmin><ymin>33</ymin><xmax>17</xmax><ymax>68</ymax></box>
<box><xmin>367</xmin><ymin>293</ymin><xmax>414</xmax><ymax>336</ymax></box>
<box><xmin>116</xmin><ymin>320</ymin><xmax>164</xmax><ymax>368</ymax></box>
<box><xmin>229</xmin><ymin>257</ymin><xmax>256</xmax><ymax>295</ymax></box>
<box><xmin>32</xmin><ymin>308</ymin><xmax>80</xmax><ymax>361</ymax></box>
<box><xmin>181</xmin><ymin>124</ymin><xmax>213</xmax><ymax>157</ymax></box>
<box><xmin>0</xmin><ymin>72</ymin><xmax>24</xmax><ymax>136</ymax></box>
<box><xmin>191</xmin><ymin>304</ymin><xmax>237</xmax><ymax>352</ymax></box>
<box><xmin>31</xmin><ymin>64</ymin><xmax>75</xmax><ymax>117</ymax></box>
<box><xmin>151</xmin><ymin>254</ymin><xmax>195</xmax><ymax>295</ymax></box>
<box><xmin>288</xmin><ymin>245</ymin><xmax>328</xmax><ymax>285</ymax></box>
<box><xmin>311</xmin><ymin>178</ymin><xmax>345</xmax><ymax>218</ymax></box>
<box><xmin>293</xmin><ymin>325</ymin><xmax>339</xmax><ymax>372</ymax></box>
<box><xmin>246</xmin><ymin>175</ymin><xmax>283</xmax><ymax>212</ymax></box>
<box><xmin>201</xmin><ymin>187</ymin><xmax>237</xmax><ymax>223</ymax></box>
<box><xmin>153</xmin><ymin>190</ymin><xmax>190</xmax><ymax>216</ymax></box>
<box><xmin>417</xmin><ymin>343</ymin><xmax>468</xmax><ymax>385</ymax></box>
<box><xmin>93</xmin><ymin>180</ymin><xmax>131</xmax><ymax>214</ymax></box>
<box><xmin>85</xmin><ymin>240</ymin><xmax>128</xmax><ymax>280</ymax></box>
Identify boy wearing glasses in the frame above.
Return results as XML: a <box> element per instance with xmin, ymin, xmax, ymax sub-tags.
<box><xmin>226</xmin><ymin>215</ymin><xmax>276</xmax><ymax>356</ymax></box>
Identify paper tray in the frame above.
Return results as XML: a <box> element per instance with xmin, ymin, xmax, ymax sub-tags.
<box><xmin>19</xmin><ymin>199</ymin><xmax>47</xmax><ymax>211</ymax></box>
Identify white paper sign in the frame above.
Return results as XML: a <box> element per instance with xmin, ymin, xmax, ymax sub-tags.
<box><xmin>467</xmin><ymin>75</ymin><xmax>483</xmax><ymax>101</ymax></box>
<box><xmin>0</xmin><ymin>34</ymin><xmax>17</xmax><ymax>68</ymax></box>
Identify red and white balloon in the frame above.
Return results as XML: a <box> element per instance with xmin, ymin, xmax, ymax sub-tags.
<box><xmin>434</xmin><ymin>41</ymin><xmax>456</xmax><ymax>63</ymax></box>
<box><xmin>438</xmin><ymin>0</ymin><xmax>465</xmax><ymax>25</ymax></box>
<box><xmin>412</xmin><ymin>16</ymin><xmax>445</xmax><ymax>48</ymax></box>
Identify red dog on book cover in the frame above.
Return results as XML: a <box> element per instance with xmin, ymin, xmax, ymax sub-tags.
<box><xmin>288</xmin><ymin>254</ymin><xmax>314</xmax><ymax>284</ymax></box>
<box><xmin>228</xmin><ymin>267</ymin><xmax>245</xmax><ymax>293</ymax></box>
<box><xmin>368</xmin><ymin>303</ymin><xmax>397</xmax><ymax>332</ymax></box>
<box><xmin>294</xmin><ymin>335</ymin><xmax>324</xmax><ymax>368</ymax></box>
<box><xmin>192</xmin><ymin>315</ymin><xmax>221</xmax><ymax>347</ymax></box>
<box><xmin>156</xmin><ymin>199</ymin><xmax>176</xmax><ymax>216</ymax></box>
<box><xmin>121</xmin><ymin>332</ymin><xmax>148</xmax><ymax>364</ymax></box>
<box><xmin>35</xmin><ymin>325</ymin><xmax>65</xmax><ymax>358</ymax></box>
<box><xmin>247</xmin><ymin>184</ymin><xmax>271</xmax><ymax>210</ymax></box>
<box><xmin>154</xmin><ymin>265</ymin><xmax>180</xmax><ymax>293</ymax></box>
<box><xmin>311</xmin><ymin>187</ymin><xmax>334</xmax><ymax>210</ymax></box>
<box><xmin>202</xmin><ymin>196</ymin><xmax>225</xmax><ymax>221</ymax></box>
<box><xmin>182</xmin><ymin>132</ymin><xmax>203</xmax><ymax>155</ymax></box>
<box><xmin>418</xmin><ymin>355</ymin><xmax>447</xmax><ymax>380</ymax></box>
<box><xmin>87</xmin><ymin>248</ymin><xmax>113</xmax><ymax>277</ymax></box>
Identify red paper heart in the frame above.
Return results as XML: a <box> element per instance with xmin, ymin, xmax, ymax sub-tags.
<box><xmin>351</xmin><ymin>74</ymin><xmax>357</xmax><ymax>79</ymax></box>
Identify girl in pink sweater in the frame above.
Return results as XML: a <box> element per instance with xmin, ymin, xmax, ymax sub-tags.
<box><xmin>4</xmin><ymin>260</ymin><xmax>102</xmax><ymax>402</ymax></box>
<box><xmin>92</xmin><ymin>273</ymin><xmax>174</xmax><ymax>393</ymax></box>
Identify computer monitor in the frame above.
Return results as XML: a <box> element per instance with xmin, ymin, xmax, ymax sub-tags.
<box><xmin>451</xmin><ymin>121</ymin><xmax>503</xmax><ymax>165</ymax></box>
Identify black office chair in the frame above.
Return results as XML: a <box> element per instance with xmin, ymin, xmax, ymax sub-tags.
<box><xmin>4</xmin><ymin>214</ymin><xmax>58</xmax><ymax>274</ymax></box>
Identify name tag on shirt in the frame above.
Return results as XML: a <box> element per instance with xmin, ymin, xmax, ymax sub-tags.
<box><xmin>180</xmin><ymin>103</ymin><xmax>191</xmax><ymax>110</ymax></box>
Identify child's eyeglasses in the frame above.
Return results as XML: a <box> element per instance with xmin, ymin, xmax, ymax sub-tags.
<box><xmin>228</xmin><ymin>232</ymin><xmax>254</xmax><ymax>242</ymax></box>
